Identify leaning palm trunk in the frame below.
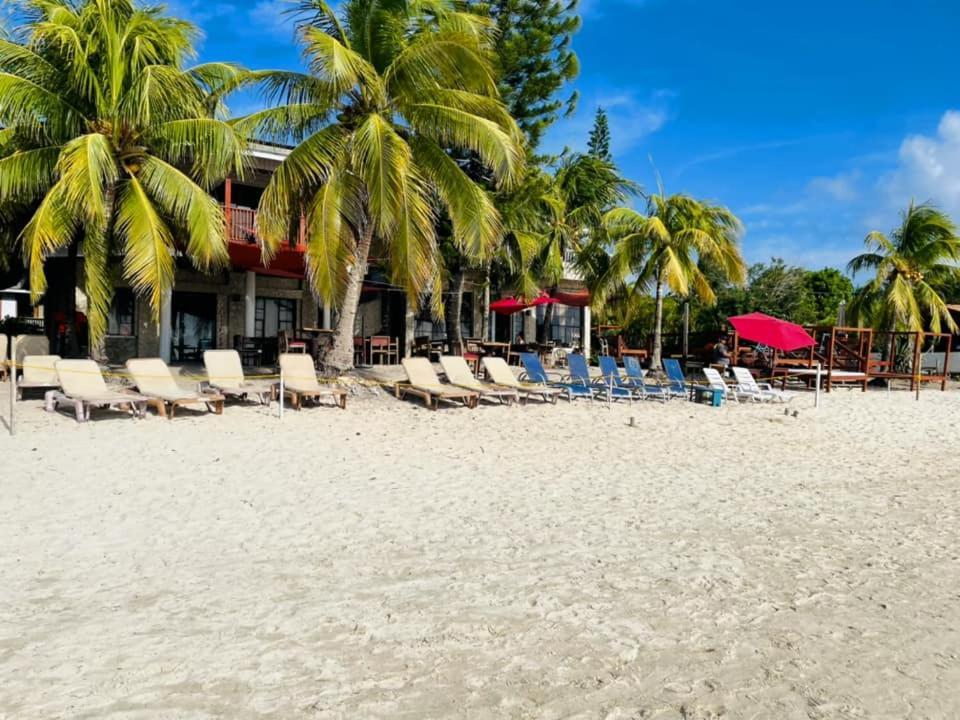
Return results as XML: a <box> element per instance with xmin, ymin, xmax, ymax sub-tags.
<box><xmin>539</xmin><ymin>291</ymin><xmax>556</xmax><ymax>344</ymax></box>
<box><xmin>651</xmin><ymin>279</ymin><xmax>665</xmax><ymax>369</ymax></box>
<box><xmin>326</xmin><ymin>226</ymin><xmax>374</xmax><ymax>373</ymax></box>
<box><xmin>479</xmin><ymin>268</ymin><xmax>491</xmax><ymax>340</ymax></box>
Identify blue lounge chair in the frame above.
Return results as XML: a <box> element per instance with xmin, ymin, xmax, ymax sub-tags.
<box><xmin>519</xmin><ymin>352</ymin><xmax>593</xmax><ymax>401</ymax></box>
<box><xmin>622</xmin><ymin>356</ymin><xmax>671</xmax><ymax>402</ymax></box>
<box><xmin>568</xmin><ymin>353</ymin><xmax>632</xmax><ymax>402</ymax></box>
<box><xmin>661</xmin><ymin>358</ymin><xmax>691</xmax><ymax>400</ymax></box>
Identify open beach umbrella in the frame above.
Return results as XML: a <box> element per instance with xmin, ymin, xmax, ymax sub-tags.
<box><xmin>527</xmin><ymin>292</ymin><xmax>559</xmax><ymax>309</ymax></box>
<box><xmin>490</xmin><ymin>297</ymin><xmax>529</xmax><ymax>315</ymax></box>
<box><xmin>728</xmin><ymin>312</ymin><xmax>816</xmax><ymax>352</ymax></box>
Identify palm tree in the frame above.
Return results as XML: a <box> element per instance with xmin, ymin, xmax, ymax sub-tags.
<box><xmin>506</xmin><ymin>153</ymin><xmax>635</xmax><ymax>343</ymax></box>
<box><xmin>0</xmin><ymin>0</ymin><xmax>244</xmax><ymax>351</ymax></box>
<box><xmin>848</xmin><ymin>201</ymin><xmax>960</xmax><ymax>333</ymax></box>
<box><xmin>601</xmin><ymin>191</ymin><xmax>746</xmax><ymax>368</ymax></box>
<box><xmin>236</xmin><ymin>0</ymin><xmax>524</xmax><ymax>372</ymax></box>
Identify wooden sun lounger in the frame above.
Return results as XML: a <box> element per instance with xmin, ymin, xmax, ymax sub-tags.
<box><xmin>53</xmin><ymin>359</ymin><xmax>149</xmax><ymax>422</ymax></box>
<box><xmin>483</xmin><ymin>356</ymin><xmax>563</xmax><ymax>405</ymax></box>
<box><xmin>397</xmin><ymin>358</ymin><xmax>479</xmax><ymax>410</ymax></box>
<box><xmin>204</xmin><ymin>349</ymin><xmax>273</xmax><ymax>405</ymax></box>
<box><xmin>278</xmin><ymin>353</ymin><xmax>347</xmax><ymax>409</ymax></box>
<box><xmin>126</xmin><ymin>358</ymin><xmax>224</xmax><ymax>419</ymax></box>
<box><xmin>440</xmin><ymin>356</ymin><xmax>519</xmax><ymax>405</ymax></box>
<box><xmin>16</xmin><ymin>355</ymin><xmax>62</xmax><ymax>400</ymax></box>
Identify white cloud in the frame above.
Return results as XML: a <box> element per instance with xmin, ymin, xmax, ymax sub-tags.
<box><xmin>807</xmin><ymin>170</ymin><xmax>861</xmax><ymax>202</ymax></box>
<box><xmin>881</xmin><ymin>110</ymin><xmax>960</xmax><ymax>218</ymax></box>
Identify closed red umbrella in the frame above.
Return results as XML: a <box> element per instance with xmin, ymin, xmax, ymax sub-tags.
<box><xmin>728</xmin><ymin>312</ymin><xmax>815</xmax><ymax>352</ymax></box>
<box><xmin>527</xmin><ymin>292</ymin><xmax>558</xmax><ymax>308</ymax></box>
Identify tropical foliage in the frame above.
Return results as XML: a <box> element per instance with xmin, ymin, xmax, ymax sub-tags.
<box><xmin>848</xmin><ymin>201</ymin><xmax>960</xmax><ymax>333</ymax></box>
<box><xmin>237</xmin><ymin>0</ymin><xmax>524</xmax><ymax>371</ymax></box>
<box><xmin>600</xmin><ymin>190</ymin><xmax>747</xmax><ymax>366</ymax></box>
<box><xmin>0</xmin><ymin>0</ymin><xmax>245</xmax><ymax>345</ymax></box>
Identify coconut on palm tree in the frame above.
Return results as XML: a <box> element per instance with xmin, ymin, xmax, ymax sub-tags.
<box><xmin>848</xmin><ymin>201</ymin><xmax>960</xmax><ymax>333</ymax></box>
<box><xmin>600</xmin><ymin>190</ymin><xmax>746</xmax><ymax>368</ymax></box>
<box><xmin>235</xmin><ymin>0</ymin><xmax>524</xmax><ymax>372</ymax></box>
<box><xmin>0</xmin><ymin>0</ymin><xmax>245</xmax><ymax>349</ymax></box>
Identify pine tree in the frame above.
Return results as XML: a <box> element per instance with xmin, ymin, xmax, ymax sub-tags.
<box><xmin>473</xmin><ymin>0</ymin><xmax>581</xmax><ymax>150</ymax></box>
<box><xmin>587</xmin><ymin>107</ymin><xmax>612</xmax><ymax>162</ymax></box>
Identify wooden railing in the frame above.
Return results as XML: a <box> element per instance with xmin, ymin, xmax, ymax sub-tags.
<box><xmin>223</xmin><ymin>203</ymin><xmax>305</xmax><ymax>249</ymax></box>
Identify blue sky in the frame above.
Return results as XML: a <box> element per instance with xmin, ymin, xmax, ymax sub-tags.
<box><xmin>167</xmin><ymin>0</ymin><xmax>960</xmax><ymax>272</ymax></box>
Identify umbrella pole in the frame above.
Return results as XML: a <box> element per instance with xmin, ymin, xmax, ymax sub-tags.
<box><xmin>7</xmin><ymin>336</ymin><xmax>15</xmax><ymax>436</ymax></box>
<box><xmin>815</xmin><ymin>362</ymin><xmax>821</xmax><ymax>409</ymax></box>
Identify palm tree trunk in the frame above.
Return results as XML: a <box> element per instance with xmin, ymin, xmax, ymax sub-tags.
<box><xmin>479</xmin><ymin>266</ymin><xmax>490</xmax><ymax>341</ymax></box>
<box><xmin>651</xmin><ymin>279</ymin><xmax>664</xmax><ymax>369</ymax></box>
<box><xmin>325</xmin><ymin>223</ymin><xmax>374</xmax><ymax>373</ymax></box>
<box><xmin>539</xmin><ymin>290</ymin><xmax>555</xmax><ymax>344</ymax></box>
<box><xmin>447</xmin><ymin>269</ymin><xmax>465</xmax><ymax>353</ymax></box>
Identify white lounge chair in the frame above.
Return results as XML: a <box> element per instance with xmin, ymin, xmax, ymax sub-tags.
<box><xmin>481</xmin><ymin>357</ymin><xmax>561</xmax><ymax>404</ymax></box>
<box><xmin>16</xmin><ymin>355</ymin><xmax>61</xmax><ymax>400</ymax></box>
<box><xmin>397</xmin><ymin>358</ymin><xmax>478</xmax><ymax>410</ymax></box>
<box><xmin>204</xmin><ymin>349</ymin><xmax>273</xmax><ymax>405</ymax></box>
<box><xmin>54</xmin><ymin>359</ymin><xmax>148</xmax><ymax>422</ymax></box>
<box><xmin>278</xmin><ymin>353</ymin><xmax>347</xmax><ymax>409</ymax></box>
<box><xmin>126</xmin><ymin>358</ymin><xmax>224</xmax><ymax>419</ymax></box>
<box><xmin>440</xmin><ymin>356</ymin><xmax>519</xmax><ymax>405</ymax></box>
<box><xmin>702</xmin><ymin>367</ymin><xmax>755</xmax><ymax>404</ymax></box>
<box><xmin>731</xmin><ymin>366</ymin><xmax>795</xmax><ymax>403</ymax></box>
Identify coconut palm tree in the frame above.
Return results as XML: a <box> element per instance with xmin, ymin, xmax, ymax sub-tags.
<box><xmin>506</xmin><ymin>153</ymin><xmax>635</xmax><ymax>343</ymax></box>
<box><xmin>848</xmin><ymin>201</ymin><xmax>960</xmax><ymax>333</ymax></box>
<box><xmin>235</xmin><ymin>0</ymin><xmax>524</xmax><ymax>372</ymax></box>
<box><xmin>601</xmin><ymin>191</ymin><xmax>747</xmax><ymax>368</ymax></box>
<box><xmin>0</xmin><ymin>0</ymin><xmax>244</xmax><ymax>348</ymax></box>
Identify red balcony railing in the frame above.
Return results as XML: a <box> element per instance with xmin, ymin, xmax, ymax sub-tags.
<box><xmin>223</xmin><ymin>203</ymin><xmax>306</xmax><ymax>250</ymax></box>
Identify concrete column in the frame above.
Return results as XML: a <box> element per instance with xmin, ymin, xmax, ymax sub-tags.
<box><xmin>159</xmin><ymin>288</ymin><xmax>173</xmax><ymax>363</ymax></box>
<box><xmin>244</xmin><ymin>270</ymin><xmax>256</xmax><ymax>337</ymax></box>
<box><xmin>322</xmin><ymin>303</ymin><xmax>332</xmax><ymax>330</ymax></box>
<box><xmin>582</xmin><ymin>305</ymin><xmax>591</xmax><ymax>358</ymax></box>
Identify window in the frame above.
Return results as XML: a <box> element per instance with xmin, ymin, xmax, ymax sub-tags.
<box><xmin>535</xmin><ymin>304</ymin><xmax>581</xmax><ymax>346</ymax></box>
<box><xmin>107</xmin><ymin>289</ymin><xmax>135</xmax><ymax>336</ymax></box>
<box><xmin>255</xmin><ymin>297</ymin><xmax>296</xmax><ymax>338</ymax></box>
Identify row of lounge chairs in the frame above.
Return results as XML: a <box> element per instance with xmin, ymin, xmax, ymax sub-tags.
<box><xmin>396</xmin><ymin>352</ymin><xmax>794</xmax><ymax>409</ymax></box>
<box><xmin>9</xmin><ymin>351</ymin><xmax>347</xmax><ymax>422</ymax></box>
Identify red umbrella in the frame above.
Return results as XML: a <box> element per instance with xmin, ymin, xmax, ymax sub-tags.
<box><xmin>728</xmin><ymin>312</ymin><xmax>815</xmax><ymax>352</ymax></box>
<box><xmin>527</xmin><ymin>292</ymin><xmax>559</xmax><ymax>308</ymax></box>
<box><xmin>490</xmin><ymin>297</ymin><xmax>529</xmax><ymax>315</ymax></box>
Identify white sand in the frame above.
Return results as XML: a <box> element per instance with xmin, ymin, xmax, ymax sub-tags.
<box><xmin>2</xmin><ymin>382</ymin><xmax>959</xmax><ymax>718</ymax></box>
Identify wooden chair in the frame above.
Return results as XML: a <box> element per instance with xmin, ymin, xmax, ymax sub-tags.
<box><xmin>279</xmin><ymin>329</ymin><xmax>307</xmax><ymax>354</ymax></box>
<box><xmin>353</xmin><ymin>336</ymin><xmax>367</xmax><ymax>365</ymax></box>
<box><xmin>369</xmin><ymin>335</ymin><xmax>398</xmax><ymax>365</ymax></box>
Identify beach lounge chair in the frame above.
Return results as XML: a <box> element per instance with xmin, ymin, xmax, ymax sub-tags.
<box><xmin>126</xmin><ymin>358</ymin><xmax>224</xmax><ymax>419</ymax></box>
<box><xmin>619</xmin><ymin>356</ymin><xmax>672</xmax><ymax>401</ymax></box>
<box><xmin>661</xmin><ymin>358</ymin><xmax>693</xmax><ymax>400</ymax></box>
<box><xmin>519</xmin><ymin>352</ymin><xmax>593</xmax><ymax>401</ymax></box>
<box><xmin>53</xmin><ymin>359</ymin><xmax>148</xmax><ymax>422</ymax></box>
<box><xmin>702</xmin><ymin>367</ymin><xmax>754</xmax><ymax>404</ymax></box>
<box><xmin>568</xmin><ymin>353</ymin><xmax>633</xmax><ymax>402</ymax></box>
<box><xmin>731</xmin><ymin>366</ymin><xmax>795</xmax><ymax>403</ymax></box>
<box><xmin>439</xmin><ymin>355</ymin><xmax>519</xmax><ymax>405</ymax></box>
<box><xmin>16</xmin><ymin>355</ymin><xmax>62</xmax><ymax>400</ymax></box>
<box><xmin>204</xmin><ymin>349</ymin><xmax>273</xmax><ymax>405</ymax></box>
<box><xmin>481</xmin><ymin>357</ymin><xmax>561</xmax><ymax>404</ymax></box>
<box><xmin>397</xmin><ymin>357</ymin><xmax>479</xmax><ymax>410</ymax></box>
<box><xmin>278</xmin><ymin>353</ymin><xmax>347</xmax><ymax>409</ymax></box>
<box><xmin>600</xmin><ymin>356</ymin><xmax>668</xmax><ymax>402</ymax></box>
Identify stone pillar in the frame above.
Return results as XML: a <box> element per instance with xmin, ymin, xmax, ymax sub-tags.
<box><xmin>244</xmin><ymin>270</ymin><xmax>256</xmax><ymax>337</ymax></box>
<box><xmin>159</xmin><ymin>288</ymin><xmax>173</xmax><ymax>363</ymax></box>
<box><xmin>582</xmin><ymin>305</ymin><xmax>591</xmax><ymax>358</ymax></box>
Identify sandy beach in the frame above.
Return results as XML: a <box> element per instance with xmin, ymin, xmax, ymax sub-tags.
<box><xmin>2</xmin><ymin>383</ymin><xmax>959</xmax><ymax>718</ymax></box>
